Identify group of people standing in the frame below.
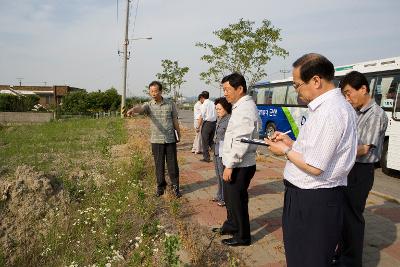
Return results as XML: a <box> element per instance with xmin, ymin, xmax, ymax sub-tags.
<box><xmin>127</xmin><ymin>52</ymin><xmax>388</xmax><ymax>267</ymax></box>
<box><xmin>191</xmin><ymin>73</ymin><xmax>260</xmax><ymax>246</ymax></box>
<box><xmin>265</xmin><ymin>53</ymin><xmax>388</xmax><ymax>267</ymax></box>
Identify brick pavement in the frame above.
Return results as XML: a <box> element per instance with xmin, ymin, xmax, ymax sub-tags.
<box><xmin>176</xmin><ymin>130</ymin><xmax>400</xmax><ymax>267</ymax></box>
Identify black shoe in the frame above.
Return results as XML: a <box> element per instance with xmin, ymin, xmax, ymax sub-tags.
<box><xmin>221</xmin><ymin>238</ymin><xmax>251</xmax><ymax>246</ymax></box>
<box><xmin>172</xmin><ymin>185</ymin><xmax>182</xmax><ymax>198</ymax></box>
<box><xmin>200</xmin><ymin>158</ymin><xmax>212</xmax><ymax>163</ymax></box>
<box><xmin>211</xmin><ymin>227</ymin><xmax>231</xmax><ymax>235</ymax></box>
<box><xmin>331</xmin><ymin>254</ymin><xmax>340</xmax><ymax>266</ymax></box>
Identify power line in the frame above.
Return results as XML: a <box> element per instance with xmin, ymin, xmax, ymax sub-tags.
<box><xmin>130</xmin><ymin>0</ymin><xmax>140</xmax><ymax>38</ymax></box>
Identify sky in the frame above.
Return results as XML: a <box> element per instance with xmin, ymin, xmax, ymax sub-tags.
<box><xmin>1</xmin><ymin>0</ymin><xmax>399</xmax><ymax>98</ymax></box>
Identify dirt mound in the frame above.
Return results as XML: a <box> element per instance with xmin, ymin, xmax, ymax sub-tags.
<box><xmin>0</xmin><ymin>165</ymin><xmax>69</xmax><ymax>264</ymax></box>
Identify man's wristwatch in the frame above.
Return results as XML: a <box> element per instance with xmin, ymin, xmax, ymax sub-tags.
<box><xmin>283</xmin><ymin>147</ymin><xmax>292</xmax><ymax>160</ymax></box>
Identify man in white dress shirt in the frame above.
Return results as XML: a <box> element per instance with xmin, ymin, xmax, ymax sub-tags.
<box><xmin>211</xmin><ymin>72</ymin><xmax>259</xmax><ymax>247</ymax></box>
<box><xmin>198</xmin><ymin>91</ymin><xmax>217</xmax><ymax>162</ymax></box>
<box><xmin>191</xmin><ymin>94</ymin><xmax>203</xmax><ymax>154</ymax></box>
<box><xmin>265</xmin><ymin>53</ymin><xmax>357</xmax><ymax>267</ymax></box>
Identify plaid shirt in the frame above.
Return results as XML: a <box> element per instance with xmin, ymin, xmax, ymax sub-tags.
<box><xmin>355</xmin><ymin>99</ymin><xmax>388</xmax><ymax>163</ymax></box>
<box><xmin>142</xmin><ymin>98</ymin><xmax>178</xmax><ymax>144</ymax></box>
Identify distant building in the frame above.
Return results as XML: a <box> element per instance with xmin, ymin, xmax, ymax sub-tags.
<box><xmin>0</xmin><ymin>85</ymin><xmax>83</xmax><ymax>108</ymax></box>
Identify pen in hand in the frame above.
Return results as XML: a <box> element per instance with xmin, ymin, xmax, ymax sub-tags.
<box><xmin>269</xmin><ymin>130</ymin><xmax>291</xmax><ymax>141</ymax></box>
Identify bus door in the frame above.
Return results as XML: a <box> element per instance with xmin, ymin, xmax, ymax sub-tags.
<box><xmin>386</xmin><ymin>83</ymin><xmax>400</xmax><ymax>172</ymax></box>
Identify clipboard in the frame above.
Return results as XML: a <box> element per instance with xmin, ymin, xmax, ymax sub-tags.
<box><xmin>239</xmin><ymin>138</ymin><xmax>269</xmax><ymax>146</ymax></box>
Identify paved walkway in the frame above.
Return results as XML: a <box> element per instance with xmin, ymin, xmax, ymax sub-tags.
<box><xmin>176</xmin><ymin>128</ymin><xmax>400</xmax><ymax>267</ymax></box>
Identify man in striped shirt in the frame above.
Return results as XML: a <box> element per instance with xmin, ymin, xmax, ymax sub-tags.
<box><xmin>338</xmin><ymin>71</ymin><xmax>388</xmax><ymax>267</ymax></box>
<box><xmin>127</xmin><ymin>81</ymin><xmax>181</xmax><ymax>198</ymax></box>
<box><xmin>265</xmin><ymin>53</ymin><xmax>357</xmax><ymax>267</ymax></box>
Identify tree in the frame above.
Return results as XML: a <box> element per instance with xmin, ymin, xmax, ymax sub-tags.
<box><xmin>0</xmin><ymin>94</ymin><xmax>39</xmax><ymax>112</ymax></box>
<box><xmin>196</xmin><ymin>18</ymin><xmax>289</xmax><ymax>88</ymax></box>
<box><xmin>156</xmin><ymin>59</ymin><xmax>189</xmax><ymax>102</ymax></box>
<box><xmin>62</xmin><ymin>90</ymin><xmax>89</xmax><ymax>113</ymax></box>
<box><xmin>103</xmin><ymin>88</ymin><xmax>121</xmax><ymax>111</ymax></box>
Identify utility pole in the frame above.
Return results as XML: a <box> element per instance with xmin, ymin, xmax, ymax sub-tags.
<box><xmin>119</xmin><ymin>0</ymin><xmax>151</xmax><ymax>117</ymax></box>
<box><xmin>280</xmin><ymin>69</ymin><xmax>290</xmax><ymax>79</ymax></box>
<box><xmin>120</xmin><ymin>0</ymin><xmax>130</xmax><ymax>118</ymax></box>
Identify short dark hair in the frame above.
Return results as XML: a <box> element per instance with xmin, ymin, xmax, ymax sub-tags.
<box><xmin>221</xmin><ymin>72</ymin><xmax>247</xmax><ymax>93</ymax></box>
<box><xmin>339</xmin><ymin>71</ymin><xmax>370</xmax><ymax>93</ymax></box>
<box><xmin>214</xmin><ymin>97</ymin><xmax>232</xmax><ymax>114</ymax></box>
<box><xmin>148</xmin><ymin>81</ymin><xmax>162</xmax><ymax>91</ymax></box>
<box><xmin>293</xmin><ymin>53</ymin><xmax>335</xmax><ymax>82</ymax></box>
<box><xmin>197</xmin><ymin>94</ymin><xmax>202</xmax><ymax>101</ymax></box>
<box><xmin>201</xmin><ymin>91</ymin><xmax>209</xmax><ymax>99</ymax></box>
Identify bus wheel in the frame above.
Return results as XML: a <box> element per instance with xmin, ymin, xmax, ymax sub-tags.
<box><xmin>266</xmin><ymin>122</ymin><xmax>276</xmax><ymax>138</ymax></box>
<box><xmin>381</xmin><ymin>139</ymin><xmax>392</xmax><ymax>175</ymax></box>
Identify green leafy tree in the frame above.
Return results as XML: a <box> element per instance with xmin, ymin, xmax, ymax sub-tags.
<box><xmin>87</xmin><ymin>91</ymin><xmax>103</xmax><ymax>112</ymax></box>
<box><xmin>103</xmin><ymin>87</ymin><xmax>121</xmax><ymax>111</ymax></box>
<box><xmin>196</xmin><ymin>18</ymin><xmax>289</xmax><ymax>87</ymax></box>
<box><xmin>63</xmin><ymin>88</ymin><xmax>121</xmax><ymax>114</ymax></box>
<box><xmin>62</xmin><ymin>90</ymin><xmax>89</xmax><ymax>113</ymax></box>
<box><xmin>0</xmin><ymin>94</ymin><xmax>39</xmax><ymax>112</ymax></box>
<box><xmin>156</xmin><ymin>59</ymin><xmax>189</xmax><ymax>101</ymax></box>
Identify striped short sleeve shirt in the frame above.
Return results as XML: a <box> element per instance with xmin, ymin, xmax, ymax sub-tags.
<box><xmin>142</xmin><ymin>98</ymin><xmax>178</xmax><ymax>144</ymax></box>
<box><xmin>355</xmin><ymin>99</ymin><xmax>388</xmax><ymax>163</ymax></box>
<box><xmin>283</xmin><ymin>88</ymin><xmax>358</xmax><ymax>189</ymax></box>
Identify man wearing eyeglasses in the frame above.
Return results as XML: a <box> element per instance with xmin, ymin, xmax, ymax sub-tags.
<box><xmin>265</xmin><ymin>53</ymin><xmax>357</xmax><ymax>267</ymax></box>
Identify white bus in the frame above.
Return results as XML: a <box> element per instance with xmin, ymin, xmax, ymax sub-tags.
<box><xmin>249</xmin><ymin>56</ymin><xmax>400</xmax><ymax>175</ymax></box>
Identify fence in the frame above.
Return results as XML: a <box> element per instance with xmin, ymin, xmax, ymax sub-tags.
<box><xmin>0</xmin><ymin>112</ymin><xmax>53</xmax><ymax>123</ymax></box>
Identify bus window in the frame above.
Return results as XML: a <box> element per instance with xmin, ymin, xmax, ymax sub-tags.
<box><xmin>374</xmin><ymin>75</ymin><xmax>400</xmax><ymax>107</ymax></box>
<box><xmin>286</xmin><ymin>85</ymin><xmax>307</xmax><ymax>105</ymax></box>
<box><xmin>271</xmin><ymin>85</ymin><xmax>287</xmax><ymax>104</ymax></box>
<box><xmin>256</xmin><ymin>87</ymin><xmax>268</xmax><ymax>104</ymax></box>
<box><xmin>367</xmin><ymin>77</ymin><xmax>376</xmax><ymax>96</ymax></box>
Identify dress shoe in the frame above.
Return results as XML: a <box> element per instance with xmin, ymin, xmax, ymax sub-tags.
<box><xmin>172</xmin><ymin>185</ymin><xmax>182</xmax><ymax>198</ymax></box>
<box><xmin>221</xmin><ymin>238</ymin><xmax>251</xmax><ymax>246</ymax></box>
<box><xmin>200</xmin><ymin>158</ymin><xmax>212</xmax><ymax>163</ymax></box>
<box><xmin>211</xmin><ymin>197</ymin><xmax>219</xmax><ymax>202</ymax></box>
<box><xmin>211</xmin><ymin>227</ymin><xmax>231</xmax><ymax>235</ymax></box>
<box><xmin>217</xmin><ymin>201</ymin><xmax>225</xmax><ymax>207</ymax></box>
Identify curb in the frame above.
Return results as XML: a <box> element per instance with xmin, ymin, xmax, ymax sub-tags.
<box><xmin>370</xmin><ymin>190</ymin><xmax>400</xmax><ymax>204</ymax></box>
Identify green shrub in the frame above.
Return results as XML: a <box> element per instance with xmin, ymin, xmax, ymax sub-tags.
<box><xmin>0</xmin><ymin>94</ymin><xmax>39</xmax><ymax>111</ymax></box>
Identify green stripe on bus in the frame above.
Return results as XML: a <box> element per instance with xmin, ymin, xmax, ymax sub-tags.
<box><xmin>282</xmin><ymin>107</ymin><xmax>299</xmax><ymax>138</ymax></box>
<box><xmin>335</xmin><ymin>65</ymin><xmax>354</xmax><ymax>71</ymax></box>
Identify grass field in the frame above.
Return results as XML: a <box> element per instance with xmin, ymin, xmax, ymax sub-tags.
<box><xmin>0</xmin><ymin>118</ymin><xmax>181</xmax><ymax>266</ymax></box>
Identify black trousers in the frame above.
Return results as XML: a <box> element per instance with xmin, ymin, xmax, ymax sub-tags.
<box><xmin>339</xmin><ymin>162</ymin><xmax>374</xmax><ymax>267</ymax></box>
<box><xmin>222</xmin><ymin>165</ymin><xmax>256</xmax><ymax>242</ymax></box>
<box><xmin>201</xmin><ymin>121</ymin><xmax>216</xmax><ymax>160</ymax></box>
<box><xmin>151</xmin><ymin>143</ymin><xmax>179</xmax><ymax>192</ymax></box>
<box><xmin>283</xmin><ymin>180</ymin><xmax>344</xmax><ymax>267</ymax></box>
